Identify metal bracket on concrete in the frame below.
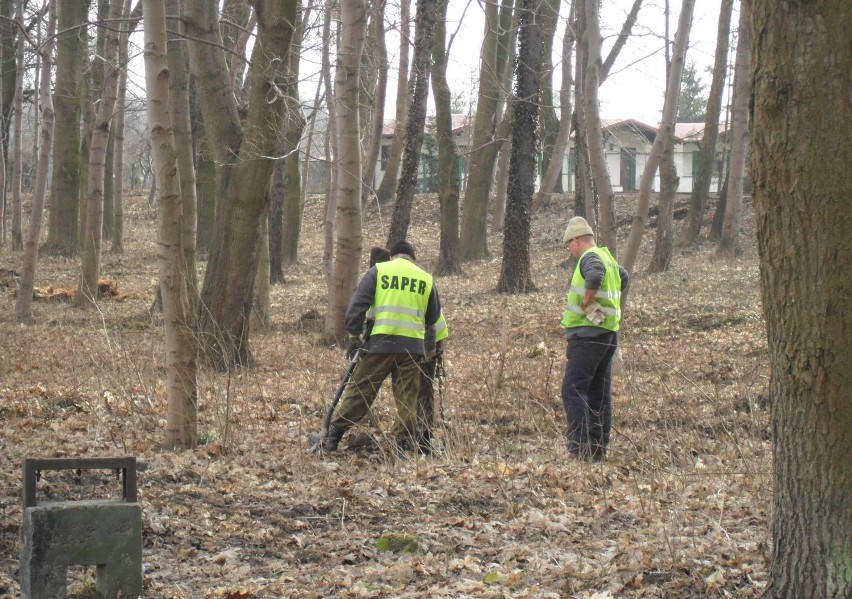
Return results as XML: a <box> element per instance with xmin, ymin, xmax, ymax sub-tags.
<box><xmin>22</xmin><ymin>456</ymin><xmax>137</xmax><ymax>507</ymax></box>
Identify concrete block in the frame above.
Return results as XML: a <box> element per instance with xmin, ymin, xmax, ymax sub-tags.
<box><xmin>21</xmin><ymin>500</ymin><xmax>142</xmax><ymax>598</ymax></box>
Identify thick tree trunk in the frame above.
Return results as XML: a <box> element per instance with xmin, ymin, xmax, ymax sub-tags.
<box><xmin>142</xmin><ymin>0</ymin><xmax>198</xmax><ymax>451</ymax></box>
<box><xmin>44</xmin><ymin>0</ymin><xmax>91</xmax><ymax>256</ymax></box>
<box><xmin>76</xmin><ymin>0</ymin><xmax>123</xmax><ymax>308</ymax></box>
<box><xmin>321</xmin><ymin>1</ymin><xmax>338</xmax><ymax>290</ymax></box>
<box><xmin>621</xmin><ymin>0</ymin><xmax>694</xmax><ymax>273</ymax></box>
<box><xmin>490</xmin><ymin>20</ymin><xmax>518</xmax><ymax>234</ymax></box>
<box><xmin>458</xmin><ymin>0</ymin><xmax>514</xmax><ymax>261</ymax></box>
<box><xmin>719</xmin><ymin>6</ymin><xmax>749</xmax><ymax>257</ymax></box>
<box><xmin>9</xmin><ymin>0</ymin><xmax>25</xmax><ymax>251</ymax></box>
<box><xmin>497</xmin><ymin>0</ymin><xmax>541</xmax><ymax>294</ymax></box>
<box><xmin>536</xmin><ymin>0</ymin><xmax>560</xmax><ymax>192</ymax></box>
<box><xmin>324</xmin><ymin>0</ymin><xmax>367</xmax><ymax>345</ymax></box>
<box><xmin>385</xmin><ymin>0</ymin><xmax>437</xmax><ymax>247</ymax></box>
<box><xmin>192</xmin><ymin>85</ymin><xmax>216</xmax><ymax>254</ymax></box>
<box><xmin>683</xmin><ymin>0</ymin><xmax>732</xmax><ymax>246</ymax></box>
<box><xmin>430</xmin><ymin>0</ymin><xmax>461</xmax><ymax>276</ymax></box>
<box><xmin>374</xmin><ymin>0</ymin><xmax>410</xmax><ymax>205</ymax></box>
<box><xmin>280</xmin><ymin>12</ymin><xmax>306</xmax><ymax>268</ymax></box>
<box><xmin>189</xmin><ymin>0</ymin><xmax>298</xmax><ymax>367</ymax></box>
<box><xmin>750</xmin><ymin>2</ymin><xmax>852</xmax><ymax>596</ymax></box>
<box><xmin>0</xmin><ymin>0</ymin><xmax>15</xmax><ymax>169</ymax></box>
<box><xmin>15</xmin><ymin>0</ymin><xmax>55</xmax><ymax>323</ymax></box>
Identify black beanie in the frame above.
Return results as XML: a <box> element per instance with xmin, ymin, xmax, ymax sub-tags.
<box><xmin>389</xmin><ymin>241</ymin><xmax>416</xmax><ymax>260</ymax></box>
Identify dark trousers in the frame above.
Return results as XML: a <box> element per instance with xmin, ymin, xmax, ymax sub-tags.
<box><xmin>561</xmin><ymin>331</ymin><xmax>617</xmax><ymax>459</ymax></box>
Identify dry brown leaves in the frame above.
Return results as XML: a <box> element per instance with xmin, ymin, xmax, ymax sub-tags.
<box><xmin>0</xmin><ymin>191</ymin><xmax>770</xmax><ymax>598</ymax></box>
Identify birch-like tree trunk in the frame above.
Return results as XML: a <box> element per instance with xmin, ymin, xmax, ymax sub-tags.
<box><xmin>750</xmin><ymin>2</ymin><xmax>851</xmax><ymax>596</ymax></box>
<box><xmin>324</xmin><ymin>0</ymin><xmax>367</xmax><ymax>344</ymax></box>
<box><xmin>111</xmin><ymin>0</ymin><xmax>132</xmax><ymax>253</ymax></box>
<box><xmin>76</xmin><ymin>0</ymin><xmax>123</xmax><ymax>308</ymax></box>
<box><xmin>385</xmin><ymin>0</ymin><xmax>437</xmax><ymax>247</ymax></box>
<box><xmin>431</xmin><ymin>0</ymin><xmax>461</xmax><ymax>275</ymax></box>
<box><xmin>44</xmin><ymin>0</ymin><xmax>90</xmax><ymax>256</ymax></box>
<box><xmin>497</xmin><ymin>0</ymin><xmax>541</xmax><ymax>294</ymax></box>
<box><xmin>374</xmin><ymin>0</ymin><xmax>410</xmax><ymax>205</ymax></box>
<box><xmin>360</xmin><ymin>0</ymin><xmax>387</xmax><ymax>205</ymax></box>
<box><xmin>142</xmin><ymin>0</ymin><xmax>198</xmax><ymax>450</ymax></box>
<box><xmin>719</xmin><ymin>6</ymin><xmax>749</xmax><ymax>257</ymax></box>
<box><xmin>490</xmin><ymin>20</ymin><xmax>518</xmax><ymax>234</ymax></box>
<box><xmin>682</xmin><ymin>0</ymin><xmax>732</xmax><ymax>246</ymax></box>
<box><xmin>15</xmin><ymin>0</ymin><xmax>56</xmax><ymax>324</ymax></box>
<box><xmin>459</xmin><ymin>0</ymin><xmax>514</xmax><ymax>260</ymax></box>
<box><xmin>321</xmin><ymin>1</ymin><xmax>338</xmax><ymax>289</ymax></box>
<box><xmin>621</xmin><ymin>0</ymin><xmax>694</xmax><ymax>273</ymax></box>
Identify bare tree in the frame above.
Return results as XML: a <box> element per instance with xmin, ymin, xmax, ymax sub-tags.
<box><xmin>385</xmin><ymin>0</ymin><xmax>437</xmax><ymax>247</ymax></box>
<box><xmin>324</xmin><ymin>0</ymin><xmax>368</xmax><ymax>344</ymax></box>
<box><xmin>15</xmin><ymin>0</ymin><xmax>56</xmax><ymax>324</ymax></box>
<box><xmin>750</xmin><ymin>1</ymin><xmax>851</xmax><ymax>595</ymax></box>
<box><xmin>374</xmin><ymin>0</ymin><xmax>410</xmax><ymax>205</ymax></box>
<box><xmin>76</xmin><ymin>0</ymin><xmax>123</xmax><ymax>308</ymax></box>
<box><xmin>621</xmin><ymin>0</ymin><xmax>694</xmax><ymax>273</ymax></box>
<box><xmin>360</xmin><ymin>0</ymin><xmax>388</xmax><ymax>205</ymax></box>
<box><xmin>142</xmin><ymin>0</ymin><xmax>198</xmax><ymax>450</ymax></box>
<box><xmin>9</xmin><ymin>0</ymin><xmax>25</xmax><ymax>250</ymax></box>
<box><xmin>497</xmin><ymin>0</ymin><xmax>542</xmax><ymax>294</ymax></box>
<box><xmin>111</xmin><ymin>0</ymin><xmax>135</xmax><ymax>253</ymax></box>
<box><xmin>683</xmin><ymin>0</ymin><xmax>733</xmax><ymax>246</ymax></box>
<box><xmin>718</xmin><ymin>5</ymin><xmax>749</xmax><ymax>257</ymax></box>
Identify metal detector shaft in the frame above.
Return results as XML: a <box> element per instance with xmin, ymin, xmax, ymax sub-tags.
<box><xmin>321</xmin><ymin>348</ymin><xmax>364</xmax><ymax>433</ymax></box>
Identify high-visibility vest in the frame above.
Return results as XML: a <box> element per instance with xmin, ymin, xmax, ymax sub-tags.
<box><xmin>370</xmin><ymin>258</ymin><xmax>433</xmax><ymax>339</ymax></box>
<box><xmin>434</xmin><ymin>312</ymin><xmax>449</xmax><ymax>342</ymax></box>
<box><xmin>561</xmin><ymin>246</ymin><xmax>622</xmax><ymax>331</ymax></box>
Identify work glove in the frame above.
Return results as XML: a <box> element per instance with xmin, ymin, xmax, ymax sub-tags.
<box><xmin>584</xmin><ymin>301</ymin><xmax>606</xmax><ymax>326</ymax></box>
<box><xmin>346</xmin><ymin>336</ymin><xmax>362</xmax><ymax>360</ymax></box>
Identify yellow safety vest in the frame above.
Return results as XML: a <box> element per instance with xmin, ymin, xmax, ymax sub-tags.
<box><xmin>561</xmin><ymin>246</ymin><xmax>622</xmax><ymax>331</ymax></box>
<box><xmin>371</xmin><ymin>259</ymin><xmax>433</xmax><ymax>339</ymax></box>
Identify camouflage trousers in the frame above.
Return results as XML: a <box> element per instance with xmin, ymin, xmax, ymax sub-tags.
<box><xmin>329</xmin><ymin>352</ymin><xmax>424</xmax><ymax>442</ymax></box>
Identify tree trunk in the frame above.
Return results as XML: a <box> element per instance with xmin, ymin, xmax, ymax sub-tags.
<box><xmin>167</xmin><ymin>0</ymin><xmax>199</xmax><ymax>298</ymax></box>
<box><xmin>750</xmin><ymin>2</ymin><xmax>852</xmax><ymax>596</ymax></box>
<box><xmin>385</xmin><ymin>0</ymin><xmax>437</xmax><ymax>247</ymax></box>
<box><xmin>111</xmin><ymin>0</ymin><xmax>132</xmax><ymax>253</ymax></box>
<box><xmin>44</xmin><ymin>0</ymin><xmax>90</xmax><ymax>256</ymax></box>
<box><xmin>189</xmin><ymin>0</ymin><xmax>299</xmax><ymax>368</ymax></box>
<box><xmin>491</xmin><ymin>19</ymin><xmax>518</xmax><ymax>234</ymax></box>
<box><xmin>430</xmin><ymin>0</ymin><xmax>461</xmax><ymax>276</ymax></box>
<box><xmin>621</xmin><ymin>0</ymin><xmax>694</xmax><ymax>273</ymax></box>
<box><xmin>497</xmin><ymin>0</ymin><xmax>541</xmax><ymax>294</ymax></box>
<box><xmin>324</xmin><ymin>0</ymin><xmax>367</xmax><ymax>345</ymax></box>
<box><xmin>538</xmin><ymin>0</ymin><xmax>575</xmax><ymax>199</ymax></box>
<box><xmin>9</xmin><ymin>0</ymin><xmax>25</xmax><ymax>251</ymax></box>
<box><xmin>142</xmin><ymin>0</ymin><xmax>199</xmax><ymax>451</ymax></box>
<box><xmin>269</xmin><ymin>161</ymin><xmax>285</xmax><ymax>282</ymax></box>
<box><xmin>649</xmin><ymin>134</ymin><xmax>677</xmax><ymax>272</ymax></box>
<box><xmin>360</xmin><ymin>0</ymin><xmax>387</xmax><ymax>206</ymax></box>
<box><xmin>536</xmin><ymin>0</ymin><xmax>560</xmax><ymax>192</ymax></box>
<box><xmin>582</xmin><ymin>0</ymin><xmax>618</xmax><ymax>253</ymax></box>
<box><xmin>76</xmin><ymin>0</ymin><xmax>123</xmax><ymax>308</ymax></box>
<box><xmin>15</xmin><ymin>0</ymin><xmax>55</xmax><ymax>324</ymax></box>
<box><xmin>600</xmin><ymin>0</ymin><xmax>643</xmax><ymax>81</ymax></box>
<box><xmin>374</xmin><ymin>0</ymin><xmax>410</xmax><ymax>205</ymax></box>
<box><xmin>0</xmin><ymin>0</ymin><xmax>15</xmax><ymax>172</ymax></box>
<box><xmin>683</xmin><ymin>0</ymin><xmax>732</xmax><ymax>247</ymax></box>
<box><xmin>192</xmin><ymin>83</ymin><xmax>216</xmax><ymax>254</ymax></box>
<box><xmin>252</xmin><ymin>210</ymin><xmax>270</xmax><ymax>329</ymax></box>
<box><xmin>458</xmin><ymin>0</ymin><xmax>514</xmax><ymax>261</ymax></box>
<box><xmin>321</xmin><ymin>1</ymin><xmax>338</xmax><ymax>290</ymax></box>
<box><xmin>718</xmin><ymin>6</ymin><xmax>749</xmax><ymax>258</ymax></box>
<box><xmin>280</xmin><ymin>11</ymin><xmax>306</xmax><ymax>268</ymax></box>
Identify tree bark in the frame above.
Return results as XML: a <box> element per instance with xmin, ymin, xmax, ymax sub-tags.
<box><xmin>497</xmin><ymin>0</ymin><xmax>541</xmax><ymax>294</ymax></box>
<box><xmin>430</xmin><ymin>0</ymin><xmax>462</xmax><ymax>275</ymax></box>
<box><xmin>111</xmin><ymin>0</ymin><xmax>132</xmax><ymax>253</ymax></box>
<box><xmin>649</xmin><ymin>134</ymin><xmax>677</xmax><ymax>272</ymax></box>
<box><xmin>44</xmin><ymin>0</ymin><xmax>91</xmax><ymax>256</ymax></box>
<box><xmin>385</xmin><ymin>0</ymin><xmax>437</xmax><ymax>247</ymax></box>
<box><xmin>324</xmin><ymin>0</ymin><xmax>367</xmax><ymax>345</ymax></box>
<box><xmin>490</xmin><ymin>17</ymin><xmax>518</xmax><ymax>234</ymax></box>
<box><xmin>76</xmin><ymin>0</ymin><xmax>123</xmax><ymax>308</ymax></box>
<box><xmin>142</xmin><ymin>0</ymin><xmax>199</xmax><ymax>451</ymax></box>
<box><xmin>459</xmin><ymin>0</ymin><xmax>514</xmax><ymax>261</ymax></box>
<box><xmin>360</xmin><ymin>0</ymin><xmax>388</xmax><ymax>206</ymax></box>
<box><xmin>582</xmin><ymin>0</ymin><xmax>617</xmax><ymax>253</ymax></box>
<box><xmin>682</xmin><ymin>0</ymin><xmax>732</xmax><ymax>246</ymax></box>
<box><xmin>321</xmin><ymin>0</ymin><xmax>338</xmax><ymax>290</ymax></box>
<box><xmin>750</xmin><ymin>2</ymin><xmax>851</xmax><ymax>596</ymax></box>
<box><xmin>621</xmin><ymin>0</ymin><xmax>694</xmax><ymax>273</ymax></box>
<box><xmin>536</xmin><ymin>0</ymin><xmax>560</xmax><ymax>192</ymax></box>
<box><xmin>374</xmin><ymin>0</ymin><xmax>410</xmax><ymax>205</ymax></box>
<box><xmin>9</xmin><ymin>0</ymin><xmax>25</xmax><ymax>251</ymax></box>
<box><xmin>188</xmin><ymin>0</ymin><xmax>298</xmax><ymax>367</ymax></box>
<box><xmin>718</xmin><ymin>6</ymin><xmax>749</xmax><ymax>257</ymax></box>
<box><xmin>15</xmin><ymin>0</ymin><xmax>55</xmax><ymax>324</ymax></box>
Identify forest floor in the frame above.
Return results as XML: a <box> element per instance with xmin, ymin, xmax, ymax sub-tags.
<box><xmin>0</xmin><ymin>190</ymin><xmax>771</xmax><ymax>598</ymax></box>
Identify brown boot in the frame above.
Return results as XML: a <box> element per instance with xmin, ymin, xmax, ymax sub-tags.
<box><xmin>308</xmin><ymin>425</ymin><xmax>344</xmax><ymax>453</ymax></box>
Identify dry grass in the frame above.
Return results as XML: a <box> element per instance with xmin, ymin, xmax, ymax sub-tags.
<box><xmin>0</xmin><ymin>189</ymin><xmax>770</xmax><ymax>597</ymax></box>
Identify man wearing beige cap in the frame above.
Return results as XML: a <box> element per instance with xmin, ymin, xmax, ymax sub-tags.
<box><xmin>560</xmin><ymin>217</ymin><xmax>629</xmax><ymax>462</ymax></box>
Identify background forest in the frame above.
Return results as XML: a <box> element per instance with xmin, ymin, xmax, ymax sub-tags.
<box><xmin>0</xmin><ymin>0</ymin><xmax>848</xmax><ymax>597</ymax></box>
